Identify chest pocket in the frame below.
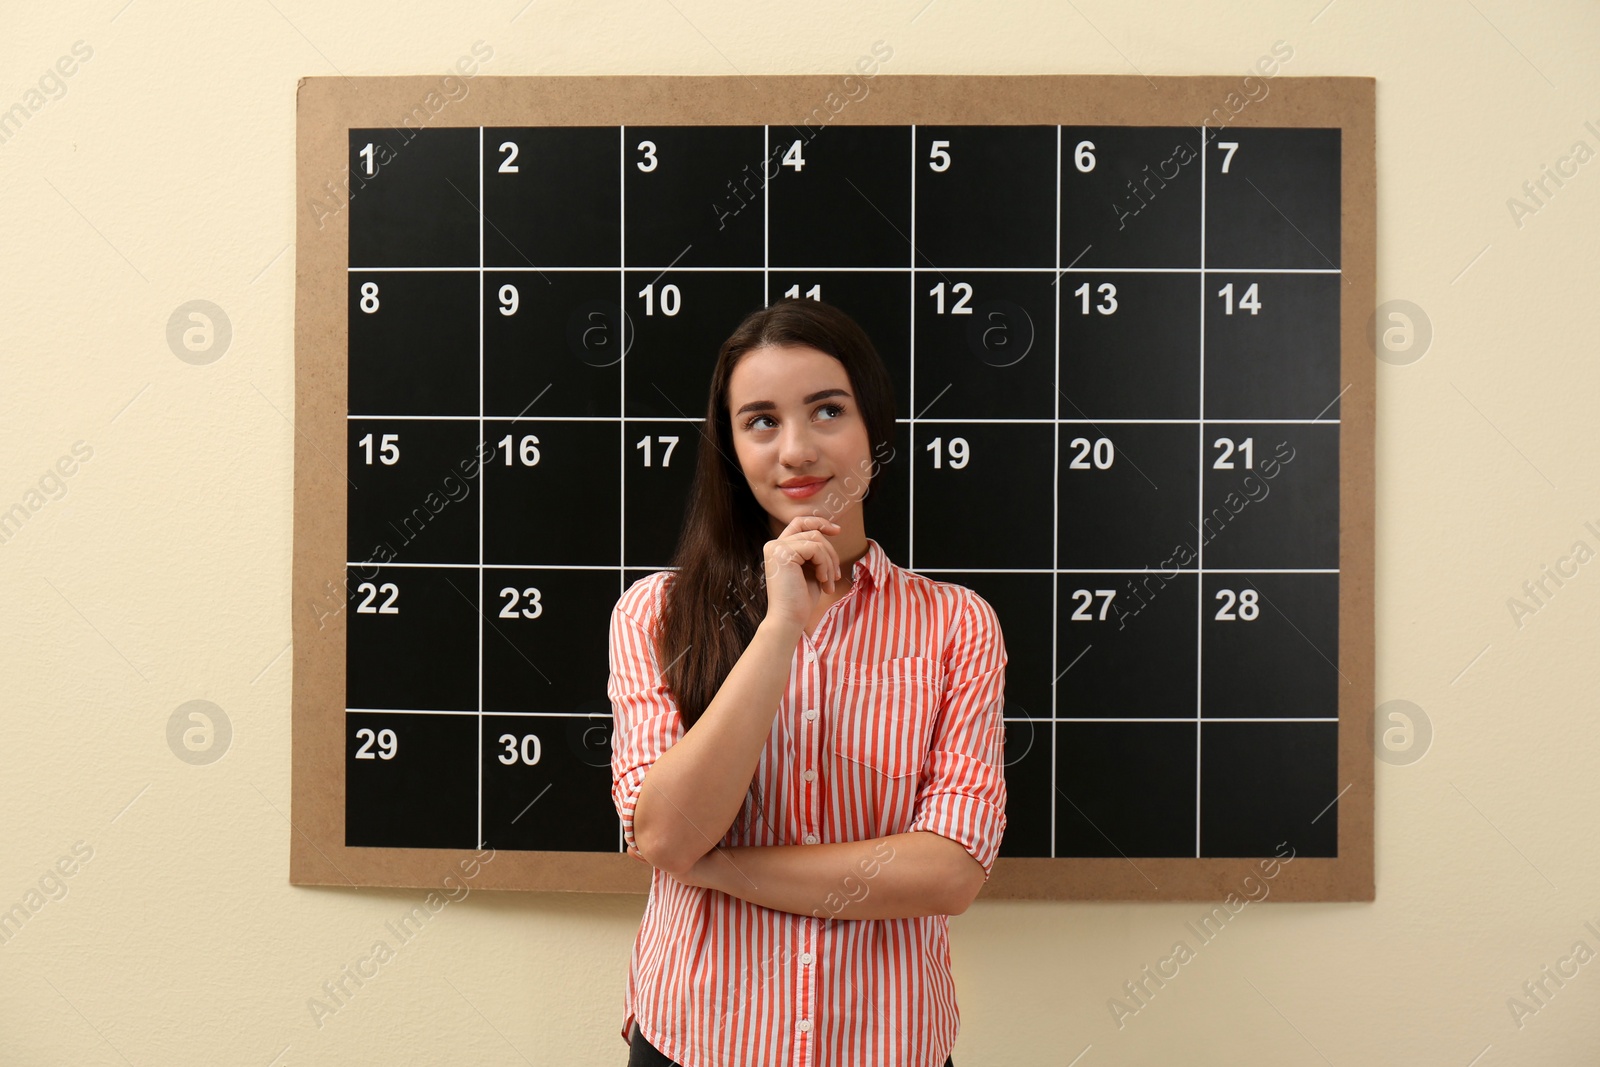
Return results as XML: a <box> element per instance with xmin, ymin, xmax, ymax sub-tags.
<box><xmin>831</xmin><ymin>655</ymin><xmax>944</xmax><ymax>783</ymax></box>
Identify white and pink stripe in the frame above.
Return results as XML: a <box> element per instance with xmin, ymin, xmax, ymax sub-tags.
<box><xmin>608</xmin><ymin>536</ymin><xmax>1008</xmax><ymax>1067</ymax></box>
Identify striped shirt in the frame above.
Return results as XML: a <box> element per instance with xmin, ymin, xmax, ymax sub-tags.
<box><xmin>607</xmin><ymin>536</ymin><xmax>1009</xmax><ymax>1067</ymax></box>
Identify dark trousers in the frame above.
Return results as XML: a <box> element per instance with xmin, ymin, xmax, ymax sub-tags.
<box><xmin>629</xmin><ymin>1023</ymin><xmax>953</xmax><ymax>1066</ymax></box>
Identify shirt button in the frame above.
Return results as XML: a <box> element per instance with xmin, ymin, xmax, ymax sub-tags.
<box><xmin>803</xmin><ymin>768</ymin><xmax>816</xmax><ymax>782</ymax></box>
<box><xmin>797</xmin><ymin>1020</ymin><xmax>812</xmax><ymax>1034</ymax></box>
<box><xmin>803</xmin><ymin>708</ymin><xmax>818</xmax><ymax>721</ymax></box>
<box><xmin>800</xmin><ymin>952</ymin><xmax>813</xmax><ymax>965</ymax></box>
<box><xmin>804</xmin><ymin>833</ymin><xmax>818</xmax><ymax>844</ymax></box>
<box><xmin>805</xmin><ymin>650</ymin><xmax>817</xmax><ymax>663</ymax></box>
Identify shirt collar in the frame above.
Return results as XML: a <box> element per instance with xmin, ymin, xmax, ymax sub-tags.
<box><xmin>849</xmin><ymin>537</ymin><xmax>889</xmax><ymax>593</ymax></box>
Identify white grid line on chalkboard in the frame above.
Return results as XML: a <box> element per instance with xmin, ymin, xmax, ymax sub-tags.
<box><xmin>1051</xmin><ymin>124</ymin><xmax>1061</xmax><ymax>858</ymax></box>
<box><xmin>763</xmin><ymin>124</ymin><xmax>770</xmax><ymax>303</ymax></box>
<box><xmin>347</xmin><ymin>708</ymin><xmax>1339</xmax><ymax>724</ymax></box>
<box><xmin>616</xmin><ymin>124</ymin><xmax>627</xmax><ymax>854</ymax></box>
<box><xmin>908</xmin><ymin>125</ymin><xmax>917</xmax><ymax>571</ymax></box>
<box><xmin>345</xmin><ymin>266</ymin><xmax>1344</xmax><ymax>274</ymax></box>
<box><xmin>1194</xmin><ymin>125</ymin><xmax>1206</xmax><ymax>859</ymax></box>
<box><xmin>345</xmin><ymin>415</ymin><xmax>1342</xmax><ymax>424</ymax></box>
<box><xmin>477</xmin><ymin>126</ymin><xmax>486</xmax><ymax>852</ymax></box>
<box><xmin>347</xmin><ymin>562</ymin><xmax>1340</xmax><ymax>574</ymax></box>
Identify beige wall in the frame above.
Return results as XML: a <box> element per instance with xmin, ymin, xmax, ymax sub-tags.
<box><xmin>2</xmin><ymin>1</ymin><xmax>1598</xmax><ymax>1063</ymax></box>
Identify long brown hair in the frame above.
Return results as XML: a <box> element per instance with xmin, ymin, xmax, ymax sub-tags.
<box><xmin>655</xmin><ymin>298</ymin><xmax>897</xmax><ymax>831</ymax></box>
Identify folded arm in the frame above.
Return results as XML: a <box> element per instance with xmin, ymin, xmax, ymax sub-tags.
<box><xmin>658</xmin><ymin>830</ymin><xmax>985</xmax><ymax>919</ymax></box>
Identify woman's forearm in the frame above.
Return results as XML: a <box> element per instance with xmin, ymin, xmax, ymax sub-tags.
<box><xmin>679</xmin><ymin>831</ymin><xmax>982</xmax><ymax>920</ymax></box>
<box><xmin>632</xmin><ymin>616</ymin><xmax>802</xmax><ymax>876</ymax></box>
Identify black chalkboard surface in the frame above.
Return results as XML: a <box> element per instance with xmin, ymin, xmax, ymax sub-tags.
<box><xmin>293</xmin><ymin>74</ymin><xmax>1374</xmax><ymax>900</ymax></box>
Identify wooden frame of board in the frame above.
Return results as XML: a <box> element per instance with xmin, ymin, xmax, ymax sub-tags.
<box><xmin>292</xmin><ymin>74</ymin><xmax>1374</xmax><ymax>901</ymax></box>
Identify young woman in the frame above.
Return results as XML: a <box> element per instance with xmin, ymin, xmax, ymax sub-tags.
<box><xmin>607</xmin><ymin>298</ymin><xmax>1009</xmax><ymax>1067</ymax></box>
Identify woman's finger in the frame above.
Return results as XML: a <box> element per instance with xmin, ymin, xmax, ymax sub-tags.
<box><xmin>783</xmin><ymin>535</ymin><xmax>839</xmax><ymax>594</ymax></box>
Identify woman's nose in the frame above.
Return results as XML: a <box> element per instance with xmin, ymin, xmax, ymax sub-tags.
<box><xmin>778</xmin><ymin>425</ymin><xmax>817</xmax><ymax>465</ymax></box>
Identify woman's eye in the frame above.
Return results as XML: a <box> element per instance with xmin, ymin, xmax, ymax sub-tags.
<box><xmin>743</xmin><ymin>404</ymin><xmax>845</xmax><ymax>431</ymax></box>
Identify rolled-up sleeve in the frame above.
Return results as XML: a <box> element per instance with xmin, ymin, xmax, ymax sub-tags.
<box><xmin>607</xmin><ymin>578</ymin><xmax>684</xmax><ymax>853</ymax></box>
<box><xmin>906</xmin><ymin>589</ymin><xmax>1009</xmax><ymax>881</ymax></box>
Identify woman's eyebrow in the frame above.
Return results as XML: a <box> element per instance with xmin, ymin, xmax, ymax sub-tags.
<box><xmin>733</xmin><ymin>388</ymin><xmax>851</xmax><ymax>417</ymax></box>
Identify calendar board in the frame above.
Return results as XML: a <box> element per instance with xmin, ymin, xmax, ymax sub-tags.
<box><xmin>292</xmin><ymin>74</ymin><xmax>1375</xmax><ymax>901</ymax></box>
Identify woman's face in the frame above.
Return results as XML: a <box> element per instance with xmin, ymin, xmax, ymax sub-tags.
<box><xmin>727</xmin><ymin>343</ymin><xmax>872</xmax><ymax>535</ymax></box>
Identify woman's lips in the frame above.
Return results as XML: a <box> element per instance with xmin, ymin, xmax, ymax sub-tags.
<box><xmin>779</xmin><ymin>478</ymin><xmax>829</xmax><ymax>499</ymax></box>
